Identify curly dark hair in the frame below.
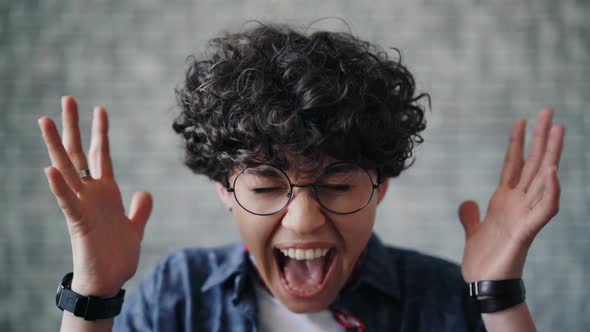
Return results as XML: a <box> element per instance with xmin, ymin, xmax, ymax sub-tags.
<box><xmin>173</xmin><ymin>22</ymin><xmax>429</xmax><ymax>183</ymax></box>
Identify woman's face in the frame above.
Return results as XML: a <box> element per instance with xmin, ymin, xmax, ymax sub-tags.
<box><xmin>217</xmin><ymin>160</ymin><xmax>389</xmax><ymax>313</ymax></box>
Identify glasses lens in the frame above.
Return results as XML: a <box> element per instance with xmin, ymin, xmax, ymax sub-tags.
<box><xmin>315</xmin><ymin>163</ymin><xmax>375</xmax><ymax>214</ymax></box>
<box><xmin>233</xmin><ymin>165</ymin><xmax>291</xmax><ymax>215</ymax></box>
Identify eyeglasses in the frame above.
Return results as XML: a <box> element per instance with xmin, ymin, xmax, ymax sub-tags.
<box><xmin>225</xmin><ymin>161</ymin><xmax>382</xmax><ymax>216</ymax></box>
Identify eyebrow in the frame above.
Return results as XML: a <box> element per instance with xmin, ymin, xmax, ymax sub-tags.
<box><xmin>245</xmin><ymin>163</ymin><xmax>360</xmax><ymax>181</ymax></box>
<box><xmin>321</xmin><ymin>163</ymin><xmax>358</xmax><ymax>177</ymax></box>
<box><xmin>248</xmin><ymin>167</ymin><xmax>284</xmax><ymax>179</ymax></box>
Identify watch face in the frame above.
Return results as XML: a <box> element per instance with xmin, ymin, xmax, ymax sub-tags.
<box><xmin>56</xmin><ymin>273</ymin><xmax>72</xmax><ymax>308</ymax></box>
<box><xmin>54</xmin><ymin>272</ymin><xmax>125</xmax><ymax>320</ymax></box>
<box><xmin>56</xmin><ymin>284</ymin><xmax>63</xmax><ymax>307</ymax></box>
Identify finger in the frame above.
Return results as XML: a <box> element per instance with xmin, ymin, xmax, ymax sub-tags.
<box><xmin>499</xmin><ymin>119</ymin><xmax>526</xmax><ymax>187</ymax></box>
<box><xmin>38</xmin><ymin>117</ymin><xmax>83</xmax><ymax>192</ymax></box>
<box><xmin>61</xmin><ymin>96</ymin><xmax>89</xmax><ymax>172</ymax></box>
<box><xmin>538</xmin><ymin>124</ymin><xmax>565</xmax><ymax>172</ymax></box>
<box><xmin>44</xmin><ymin>166</ymin><xmax>82</xmax><ymax>222</ymax></box>
<box><xmin>528</xmin><ymin>167</ymin><xmax>560</xmax><ymax>228</ymax></box>
<box><xmin>129</xmin><ymin>191</ymin><xmax>153</xmax><ymax>239</ymax></box>
<box><xmin>458</xmin><ymin>200</ymin><xmax>480</xmax><ymax>239</ymax></box>
<box><xmin>525</xmin><ymin>174</ymin><xmax>545</xmax><ymax>209</ymax></box>
<box><xmin>88</xmin><ymin>106</ymin><xmax>114</xmax><ymax>178</ymax></box>
<box><xmin>524</xmin><ymin>125</ymin><xmax>565</xmax><ymax>203</ymax></box>
<box><xmin>517</xmin><ymin>108</ymin><xmax>554</xmax><ymax>191</ymax></box>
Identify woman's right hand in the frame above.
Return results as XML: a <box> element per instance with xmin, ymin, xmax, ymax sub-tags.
<box><xmin>39</xmin><ymin>96</ymin><xmax>153</xmax><ymax>297</ymax></box>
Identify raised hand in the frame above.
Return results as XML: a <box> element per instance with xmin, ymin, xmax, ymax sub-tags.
<box><xmin>39</xmin><ymin>96</ymin><xmax>153</xmax><ymax>297</ymax></box>
<box><xmin>458</xmin><ymin>109</ymin><xmax>565</xmax><ymax>282</ymax></box>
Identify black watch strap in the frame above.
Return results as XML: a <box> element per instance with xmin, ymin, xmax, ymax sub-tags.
<box><xmin>56</xmin><ymin>273</ymin><xmax>125</xmax><ymax>321</ymax></box>
<box><xmin>467</xmin><ymin>278</ymin><xmax>526</xmax><ymax>313</ymax></box>
<box><xmin>477</xmin><ymin>294</ymin><xmax>526</xmax><ymax>313</ymax></box>
<box><xmin>468</xmin><ymin>279</ymin><xmax>525</xmax><ymax>298</ymax></box>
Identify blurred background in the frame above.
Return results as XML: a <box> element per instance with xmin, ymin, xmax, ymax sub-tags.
<box><xmin>1</xmin><ymin>0</ymin><xmax>588</xmax><ymax>330</ymax></box>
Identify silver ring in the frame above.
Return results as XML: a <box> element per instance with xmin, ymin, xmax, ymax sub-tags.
<box><xmin>79</xmin><ymin>169</ymin><xmax>91</xmax><ymax>178</ymax></box>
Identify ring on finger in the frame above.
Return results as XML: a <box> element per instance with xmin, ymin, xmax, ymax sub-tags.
<box><xmin>79</xmin><ymin>169</ymin><xmax>91</xmax><ymax>179</ymax></box>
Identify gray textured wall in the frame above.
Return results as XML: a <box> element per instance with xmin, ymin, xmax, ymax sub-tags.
<box><xmin>1</xmin><ymin>0</ymin><xmax>588</xmax><ymax>330</ymax></box>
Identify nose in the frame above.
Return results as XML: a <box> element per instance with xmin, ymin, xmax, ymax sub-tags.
<box><xmin>281</xmin><ymin>186</ymin><xmax>326</xmax><ymax>235</ymax></box>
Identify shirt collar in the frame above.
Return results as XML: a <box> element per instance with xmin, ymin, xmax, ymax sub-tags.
<box><xmin>200</xmin><ymin>242</ymin><xmax>249</xmax><ymax>293</ymax></box>
<box><xmin>200</xmin><ymin>233</ymin><xmax>402</xmax><ymax>300</ymax></box>
<box><xmin>351</xmin><ymin>232</ymin><xmax>402</xmax><ymax>300</ymax></box>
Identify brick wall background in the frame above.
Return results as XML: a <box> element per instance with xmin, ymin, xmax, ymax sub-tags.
<box><xmin>1</xmin><ymin>0</ymin><xmax>588</xmax><ymax>330</ymax></box>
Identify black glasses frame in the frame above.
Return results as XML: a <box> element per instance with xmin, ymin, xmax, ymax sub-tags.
<box><xmin>224</xmin><ymin>161</ymin><xmax>382</xmax><ymax>216</ymax></box>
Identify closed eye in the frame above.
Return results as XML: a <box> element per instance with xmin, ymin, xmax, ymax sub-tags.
<box><xmin>252</xmin><ymin>187</ymin><xmax>288</xmax><ymax>193</ymax></box>
<box><xmin>318</xmin><ymin>184</ymin><xmax>351</xmax><ymax>192</ymax></box>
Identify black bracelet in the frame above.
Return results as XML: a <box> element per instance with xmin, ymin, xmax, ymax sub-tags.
<box><xmin>467</xmin><ymin>279</ymin><xmax>526</xmax><ymax>313</ymax></box>
<box><xmin>56</xmin><ymin>273</ymin><xmax>125</xmax><ymax>321</ymax></box>
<box><xmin>477</xmin><ymin>294</ymin><xmax>526</xmax><ymax>313</ymax></box>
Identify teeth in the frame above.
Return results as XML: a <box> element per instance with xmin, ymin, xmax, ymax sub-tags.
<box><xmin>279</xmin><ymin>247</ymin><xmax>331</xmax><ymax>260</ymax></box>
<box><xmin>295</xmin><ymin>249</ymin><xmax>304</xmax><ymax>260</ymax></box>
<box><xmin>315</xmin><ymin>248</ymin><xmax>322</xmax><ymax>257</ymax></box>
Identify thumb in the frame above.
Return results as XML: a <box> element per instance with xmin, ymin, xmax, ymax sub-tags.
<box><xmin>458</xmin><ymin>200</ymin><xmax>480</xmax><ymax>239</ymax></box>
<box><xmin>129</xmin><ymin>191</ymin><xmax>153</xmax><ymax>239</ymax></box>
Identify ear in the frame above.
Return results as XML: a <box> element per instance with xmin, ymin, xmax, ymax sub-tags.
<box><xmin>376</xmin><ymin>178</ymin><xmax>389</xmax><ymax>205</ymax></box>
<box><xmin>216</xmin><ymin>182</ymin><xmax>233</xmax><ymax>208</ymax></box>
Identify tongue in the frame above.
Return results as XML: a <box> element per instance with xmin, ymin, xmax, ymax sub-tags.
<box><xmin>283</xmin><ymin>256</ymin><xmax>326</xmax><ymax>290</ymax></box>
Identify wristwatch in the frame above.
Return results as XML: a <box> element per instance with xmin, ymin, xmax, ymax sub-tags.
<box><xmin>55</xmin><ymin>272</ymin><xmax>126</xmax><ymax>321</ymax></box>
<box><xmin>467</xmin><ymin>278</ymin><xmax>526</xmax><ymax>313</ymax></box>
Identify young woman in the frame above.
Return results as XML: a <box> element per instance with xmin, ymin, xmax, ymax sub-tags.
<box><xmin>40</xmin><ymin>23</ymin><xmax>564</xmax><ymax>331</ymax></box>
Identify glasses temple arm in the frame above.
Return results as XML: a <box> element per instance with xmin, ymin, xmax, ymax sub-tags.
<box><xmin>374</xmin><ymin>169</ymin><xmax>383</xmax><ymax>188</ymax></box>
<box><xmin>224</xmin><ymin>175</ymin><xmax>234</xmax><ymax>192</ymax></box>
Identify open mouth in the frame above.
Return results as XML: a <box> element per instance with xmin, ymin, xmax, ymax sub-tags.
<box><xmin>274</xmin><ymin>246</ymin><xmax>337</xmax><ymax>298</ymax></box>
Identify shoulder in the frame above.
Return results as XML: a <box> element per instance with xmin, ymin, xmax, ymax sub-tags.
<box><xmin>366</xmin><ymin>234</ymin><xmax>466</xmax><ymax>300</ymax></box>
<box><xmin>136</xmin><ymin>242</ymin><xmax>250</xmax><ymax>301</ymax></box>
<box><xmin>353</xmin><ymin>235</ymin><xmax>484</xmax><ymax>331</ymax></box>
<box><xmin>389</xmin><ymin>246</ymin><xmax>466</xmax><ymax>299</ymax></box>
<box><xmin>383</xmin><ymin>244</ymin><xmax>478</xmax><ymax>319</ymax></box>
<box><xmin>382</xmin><ymin>245</ymin><xmax>485</xmax><ymax>331</ymax></box>
<box><xmin>114</xmin><ymin>242</ymin><xmax>246</xmax><ymax>330</ymax></box>
<box><xmin>128</xmin><ymin>242</ymin><xmax>245</xmax><ymax>298</ymax></box>
<box><xmin>151</xmin><ymin>242</ymin><xmax>244</xmax><ymax>283</ymax></box>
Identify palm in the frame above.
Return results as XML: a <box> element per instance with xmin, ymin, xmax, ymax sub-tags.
<box><xmin>484</xmin><ymin>188</ymin><xmax>540</xmax><ymax>243</ymax></box>
<box><xmin>39</xmin><ymin>96</ymin><xmax>152</xmax><ymax>296</ymax></box>
<box><xmin>70</xmin><ymin>180</ymin><xmax>142</xmax><ymax>292</ymax></box>
<box><xmin>459</xmin><ymin>109</ymin><xmax>564</xmax><ymax>282</ymax></box>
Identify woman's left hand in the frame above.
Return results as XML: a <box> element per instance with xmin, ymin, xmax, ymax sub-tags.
<box><xmin>458</xmin><ymin>108</ymin><xmax>565</xmax><ymax>282</ymax></box>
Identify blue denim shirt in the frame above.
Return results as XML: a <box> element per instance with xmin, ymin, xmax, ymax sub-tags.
<box><xmin>114</xmin><ymin>234</ymin><xmax>485</xmax><ymax>331</ymax></box>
